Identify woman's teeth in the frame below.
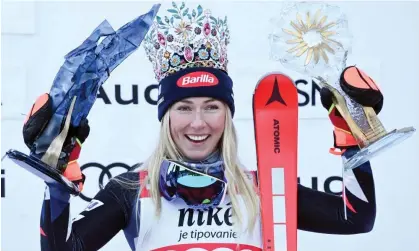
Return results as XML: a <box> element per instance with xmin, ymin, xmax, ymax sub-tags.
<box><xmin>186</xmin><ymin>135</ymin><xmax>209</xmax><ymax>142</ymax></box>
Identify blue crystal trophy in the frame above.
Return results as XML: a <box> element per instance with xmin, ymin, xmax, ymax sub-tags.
<box><xmin>268</xmin><ymin>2</ymin><xmax>415</xmax><ymax>170</ymax></box>
<box><xmin>4</xmin><ymin>4</ymin><xmax>161</xmax><ymax>195</ymax></box>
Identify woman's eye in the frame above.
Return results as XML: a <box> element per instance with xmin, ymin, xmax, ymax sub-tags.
<box><xmin>206</xmin><ymin>105</ymin><xmax>219</xmax><ymax>110</ymax></box>
<box><xmin>177</xmin><ymin>106</ymin><xmax>191</xmax><ymax>111</ymax></box>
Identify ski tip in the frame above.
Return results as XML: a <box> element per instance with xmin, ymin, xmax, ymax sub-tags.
<box><xmin>253</xmin><ymin>72</ymin><xmax>298</xmax><ymax>110</ymax></box>
<box><xmin>254</xmin><ymin>72</ymin><xmax>294</xmax><ymax>91</ymax></box>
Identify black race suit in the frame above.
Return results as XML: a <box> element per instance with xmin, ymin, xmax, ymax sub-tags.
<box><xmin>40</xmin><ymin>147</ymin><xmax>376</xmax><ymax>250</ymax></box>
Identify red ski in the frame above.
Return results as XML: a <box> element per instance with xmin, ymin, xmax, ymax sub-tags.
<box><xmin>253</xmin><ymin>73</ymin><xmax>298</xmax><ymax>251</ymax></box>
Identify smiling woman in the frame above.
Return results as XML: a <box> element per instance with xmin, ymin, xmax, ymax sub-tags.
<box><xmin>15</xmin><ymin>1</ymin><xmax>382</xmax><ymax>251</ymax></box>
<box><xmin>169</xmin><ymin>97</ymin><xmax>227</xmax><ymax>160</ymax></box>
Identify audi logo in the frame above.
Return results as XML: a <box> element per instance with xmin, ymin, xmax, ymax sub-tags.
<box><xmin>79</xmin><ymin>162</ymin><xmax>141</xmax><ymax>202</ymax></box>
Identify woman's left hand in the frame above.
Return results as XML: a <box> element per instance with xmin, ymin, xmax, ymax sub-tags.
<box><xmin>319</xmin><ymin>65</ymin><xmax>384</xmax><ymax>153</ymax></box>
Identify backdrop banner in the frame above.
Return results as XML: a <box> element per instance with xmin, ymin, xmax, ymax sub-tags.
<box><xmin>2</xmin><ymin>1</ymin><xmax>418</xmax><ymax>251</ymax></box>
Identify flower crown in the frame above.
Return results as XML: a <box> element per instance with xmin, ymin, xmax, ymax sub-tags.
<box><xmin>143</xmin><ymin>2</ymin><xmax>230</xmax><ymax>83</ymax></box>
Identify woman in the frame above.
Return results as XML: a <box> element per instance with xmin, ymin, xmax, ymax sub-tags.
<box><xmin>25</xmin><ymin>2</ymin><xmax>378</xmax><ymax>250</ymax></box>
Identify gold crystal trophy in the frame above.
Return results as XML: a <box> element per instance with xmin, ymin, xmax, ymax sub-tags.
<box><xmin>268</xmin><ymin>2</ymin><xmax>416</xmax><ymax>170</ymax></box>
<box><xmin>317</xmin><ymin>65</ymin><xmax>415</xmax><ymax>170</ymax></box>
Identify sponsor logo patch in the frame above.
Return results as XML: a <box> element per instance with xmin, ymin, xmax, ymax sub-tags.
<box><xmin>177</xmin><ymin>72</ymin><xmax>219</xmax><ymax>87</ymax></box>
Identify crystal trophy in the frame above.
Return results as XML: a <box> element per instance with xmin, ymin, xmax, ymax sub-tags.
<box><xmin>3</xmin><ymin>4</ymin><xmax>161</xmax><ymax>195</ymax></box>
<box><xmin>268</xmin><ymin>1</ymin><xmax>415</xmax><ymax>170</ymax></box>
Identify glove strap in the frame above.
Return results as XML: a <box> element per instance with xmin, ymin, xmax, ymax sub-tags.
<box><xmin>68</xmin><ymin>138</ymin><xmax>82</xmax><ymax>161</ymax></box>
<box><xmin>328</xmin><ymin>104</ymin><xmax>358</xmax><ymax>154</ymax></box>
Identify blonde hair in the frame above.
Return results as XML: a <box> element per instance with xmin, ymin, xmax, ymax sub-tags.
<box><xmin>118</xmin><ymin>105</ymin><xmax>260</xmax><ymax>233</ymax></box>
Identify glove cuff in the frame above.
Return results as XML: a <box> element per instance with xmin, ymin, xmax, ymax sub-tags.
<box><xmin>63</xmin><ymin>161</ymin><xmax>85</xmax><ymax>192</ymax></box>
<box><xmin>333</xmin><ymin>127</ymin><xmax>358</xmax><ymax>148</ymax></box>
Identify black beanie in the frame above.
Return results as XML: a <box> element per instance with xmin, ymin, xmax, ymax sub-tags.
<box><xmin>157</xmin><ymin>66</ymin><xmax>235</xmax><ymax>121</ymax></box>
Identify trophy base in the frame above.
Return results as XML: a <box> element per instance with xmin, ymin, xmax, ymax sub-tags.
<box><xmin>343</xmin><ymin>127</ymin><xmax>416</xmax><ymax>171</ymax></box>
<box><xmin>5</xmin><ymin>149</ymin><xmax>81</xmax><ymax>195</ymax></box>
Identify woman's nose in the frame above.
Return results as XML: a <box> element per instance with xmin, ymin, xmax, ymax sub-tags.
<box><xmin>189</xmin><ymin>111</ymin><xmax>206</xmax><ymax>129</ymax></box>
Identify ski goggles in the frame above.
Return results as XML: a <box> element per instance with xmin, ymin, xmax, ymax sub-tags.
<box><xmin>159</xmin><ymin>159</ymin><xmax>227</xmax><ymax>209</ymax></box>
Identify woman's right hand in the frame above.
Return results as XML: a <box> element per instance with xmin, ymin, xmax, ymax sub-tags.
<box><xmin>22</xmin><ymin>93</ymin><xmax>90</xmax><ymax>191</ymax></box>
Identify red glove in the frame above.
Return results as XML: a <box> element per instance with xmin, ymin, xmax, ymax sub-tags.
<box><xmin>320</xmin><ymin>65</ymin><xmax>383</xmax><ymax>155</ymax></box>
<box><xmin>23</xmin><ymin>93</ymin><xmax>90</xmax><ymax>191</ymax></box>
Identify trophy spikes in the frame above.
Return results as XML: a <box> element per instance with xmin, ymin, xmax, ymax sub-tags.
<box><xmin>41</xmin><ymin>96</ymin><xmax>77</xmax><ymax>170</ymax></box>
<box><xmin>318</xmin><ymin>80</ymin><xmax>387</xmax><ymax>148</ymax></box>
<box><xmin>362</xmin><ymin>106</ymin><xmax>388</xmax><ymax>143</ymax></box>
